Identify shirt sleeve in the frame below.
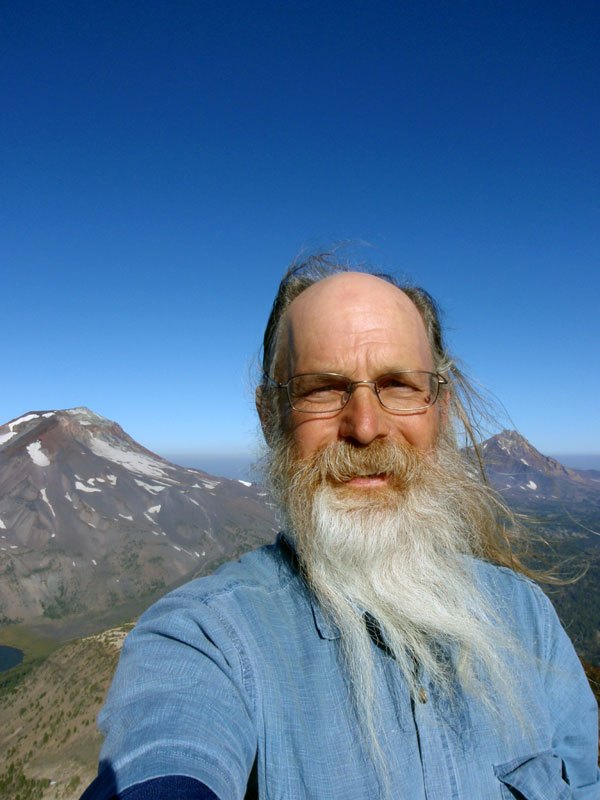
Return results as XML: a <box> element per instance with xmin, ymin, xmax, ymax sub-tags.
<box><xmin>82</xmin><ymin>774</ymin><xmax>221</xmax><ymax>799</ymax></box>
<box><xmin>119</xmin><ymin>775</ymin><xmax>221</xmax><ymax>799</ymax></box>
<box><xmin>90</xmin><ymin>588</ymin><xmax>258</xmax><ymax>800</ymax></box>
<box><xmin>537</xmin><ymin>584</ymin><xmax>600</xmax><ymax>798</ymax></box>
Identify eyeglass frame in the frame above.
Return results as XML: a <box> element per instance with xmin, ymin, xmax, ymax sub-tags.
<box><xmin>264</xmin><ymin>370</ymin><xmax>449</xmax><ymax>414</ymax></box>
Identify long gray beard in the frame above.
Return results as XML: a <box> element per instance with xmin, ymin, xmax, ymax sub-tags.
<box><xmin>267</xmin><ymin>431</ymin><xmax>525</xmax><ymax>770</ymax></box>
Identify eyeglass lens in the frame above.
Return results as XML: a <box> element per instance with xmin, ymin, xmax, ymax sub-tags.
<box><xmin>288</xmin><ymin>372</ymin><xmax>438</xmax><ymax>412</ymax></box>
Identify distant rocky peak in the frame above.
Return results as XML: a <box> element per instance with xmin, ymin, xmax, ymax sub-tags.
<box><xmin>63</xmin><ymin>407</ymin><xmax>107</xmax><ymax>424</ymax></box>
<box><xmin>0</xmin><ymin>408</ymin><xmax>173</xmax><ymax>478</ymax></box>
<box><xmin>55</xmin><ymin>407</ymin><xmax>130</xmax><ymax>442</ymax></box>
<box><xmin>494</xmin><ymin>429</ymin><xmax>534</xmax><ymax>453</ymax></box>
<box><xmin>480</xmin><ymin>429</ymin><xmax>582</xmax><ymax>484</ymax></box>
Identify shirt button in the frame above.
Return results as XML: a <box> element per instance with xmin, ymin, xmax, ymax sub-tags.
<box><xmin>418</xmin><ymin>686</ymin><xmax>428</xmax><ymax>703</ymax></box>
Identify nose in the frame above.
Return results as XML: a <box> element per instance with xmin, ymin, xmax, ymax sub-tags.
<box><xmin>337</xmin><ymin>383</ymin><xmax>391</xmax><ymax>446</ymax></box>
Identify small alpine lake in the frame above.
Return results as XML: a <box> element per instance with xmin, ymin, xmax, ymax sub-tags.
<box><xmin>0</xmin><ymin>645</ymin><xmax>24</xmax><ymax>672</ymax></box>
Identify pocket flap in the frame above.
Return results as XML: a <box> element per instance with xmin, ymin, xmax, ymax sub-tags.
<box><xmin>494</xmin><ymin>750</ymin><xmax>571</xmax><ymax>800</ymax></box>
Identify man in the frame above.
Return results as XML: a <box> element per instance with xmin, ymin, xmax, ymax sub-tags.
<box><xmin>83</xmin><ymin>258</ymin><xmax>599</xmax><ymax>799</ymax></box>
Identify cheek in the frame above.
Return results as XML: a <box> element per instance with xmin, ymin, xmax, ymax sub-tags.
<box><xmin>394</xmin><ymin>409</ymin><xmax>441</xmax><ymax>452</ymax></box>
<box><xmin>291</xmin><ymin>415</ymin><xmax>338</xmax><ymax>459</ymax></box>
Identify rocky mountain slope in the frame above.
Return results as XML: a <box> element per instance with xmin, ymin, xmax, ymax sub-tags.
<box><xmin>0</xmin><ymin>408</ymin><xmax>277</xmax><ymax>628</ymax></box>
<box><xmin>0</xmin><ymin>624</ymin><xmax>132</xmax><ymax>799</ymax></box>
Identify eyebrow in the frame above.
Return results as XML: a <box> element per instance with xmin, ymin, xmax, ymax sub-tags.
<box><xmin>292</xmin><ymin>365</ymin><xmax>421</xmax><ymax>377</ymax></box>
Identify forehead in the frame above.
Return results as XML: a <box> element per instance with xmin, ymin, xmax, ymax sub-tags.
<box><xmin>280</xmin><ymin>272</ymin><xmax>433</xmax><ymax>375</ymax></box>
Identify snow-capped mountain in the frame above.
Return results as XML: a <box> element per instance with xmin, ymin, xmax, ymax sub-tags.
<box><xmin>0</xmin><ymin>408</ymin><xmax>277</xmax><ymax>625</ymax></box>
<box><xmin>476</xmin><ymin>429</ymin><xmax>600</xmax><ymax>509</ymax></box>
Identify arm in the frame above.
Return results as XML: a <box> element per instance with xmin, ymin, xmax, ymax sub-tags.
<box><xmin>83</xmin><ymin>775</ymin><xmax>221</xmax><ymax>799</ymax></box>
<box><xmin>83</xmin><ymin>588</ymin><xmax>257</xmax><ymax>800</ymax></box>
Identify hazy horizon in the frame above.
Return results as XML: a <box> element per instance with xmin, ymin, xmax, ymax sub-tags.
<box><xmin>161</xmin><ymin>450</ymin><xmax>600</xmax><ymax>481</ymax></box>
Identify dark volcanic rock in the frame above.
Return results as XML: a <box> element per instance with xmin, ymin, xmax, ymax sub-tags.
<box><xmin>0</xmin><ymin>408</ymin><xmax>277</xmax><ymax>624</ymax></box>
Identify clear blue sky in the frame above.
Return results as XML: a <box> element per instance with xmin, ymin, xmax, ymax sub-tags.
<box><xmin>2</xmin><ymin>1</ymin><xmax>599</xmax><ymax>463</ymax></box>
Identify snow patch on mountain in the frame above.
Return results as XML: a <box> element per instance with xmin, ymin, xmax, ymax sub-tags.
<box><xmin>27</xmin><ymin>441</ymin><xmax>50</xmax><ymax>466</ymax></box>
<box><xmin>89</xmin><ymin>436</ymin><xmax>171</xmax><ymax>478</ymax></box>
<box><xmin>40</xmin><ymin>488</ymin><xmax>56</xmax><ymax>517</ymax></box>
<box><xmin>238</xmin><ymin>480</ymin><xmax>252</xmax><ymax>487</ymax></box>
<box><xmin>199</xmin><ymin>479</ymin><xmax>220</xmax><ymax>490</ymax></box>
<box><xmin>0</xmin><ymin>413</ymin><xmax>47</xmax><ymax>444</ymax></box>
<box><xmin>75</xmin><ymin>481</ymin><xmax>102</xmax><ymax>493</ymax></box>
<box><xmin>12</xmin><ymin>413</ymin><xmax>40</xmax><ymax>427</ymax></box>
<box><xmin>527</xmin><ymin>480</ymin><xmax>537</xmax><ymax>490</ymax></box>
<box><xmin>135</xmin><ymin>479</ymin><xmax>167</xmax><ymax>494</ymax></box>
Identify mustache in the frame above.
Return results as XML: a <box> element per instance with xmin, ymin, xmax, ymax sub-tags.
<box><xmin>291</xmin><ymin>439</ymin><xmax>428</xmax><ymax>490</ymax></box>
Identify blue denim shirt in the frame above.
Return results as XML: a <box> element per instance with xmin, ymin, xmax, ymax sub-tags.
<box><xmin>92</xmin><ymin>536</ymin><xmax>599</xmax><ymax>799</ymax></box>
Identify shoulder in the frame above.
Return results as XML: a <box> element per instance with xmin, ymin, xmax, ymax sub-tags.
<box><xmin>157</xmin><ymin>536</ymin><xmax>302</xmax><ymax>615</ymax></box>
<box><xmin>471</xmin><ymin>559</ymin><xmax>554</xmax><ymax>637</ymax></box>
<box><xmin>471</xmin><ymin>557</ymin><xmax>549</xmax><ymax>605</ymax></box>
<box><xmin>125</xmin><ymin>537</ymin><xmax>310</xmax><ymax>658</ymax></box>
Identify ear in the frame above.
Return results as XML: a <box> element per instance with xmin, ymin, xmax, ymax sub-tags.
<box><xmin>255</xmin><ymin>385</ymin><xmax>272</xmax><ymax>446</ymax></box>
<box><xmin>438</xmin><ymin>386</ymin><xmax>450</xmax><ymax>430</ymax></box>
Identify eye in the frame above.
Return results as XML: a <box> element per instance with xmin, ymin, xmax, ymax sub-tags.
<box><xmin>291</xmin><ymin>375</ymin><xmax>348</xmax><ymax>399</ymax></box>
<box><xmin>378</xmin><ymin>374</ymin><xmax>416</xmax><ymax>392</ymax></box>
<box><xmin>307</xmin><ymin>384</ymin><xmax>336</xmax><ymax>396</ymax></box>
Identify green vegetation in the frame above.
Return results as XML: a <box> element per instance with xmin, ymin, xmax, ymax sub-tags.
<box><xmin>119</xmin><ymin>549</ymin><xmax>140</xmax><ymax>571</ymax></box>
<box><xmin>0</xmin><ymin>760</ymin><xmax>52</xmax><ymax>799</ymax></box>
<box><xmin>41</xmin><ymin>583</ymin><xmax>85</xmax><ymax>619</ymax></box>
<box><xmin>145</xmin><ymin>577</ymin><xmax>166</xmax><ymax>594</ymax></box>
<box><xmin>0</xmin><ymin>612</ymin><xmax>24</xmax><ymax>625</ymax></box>
<box><xmin>0</xmin><ymin>625</ymin><xmax>132</xmax><ymax>797</ymax></box>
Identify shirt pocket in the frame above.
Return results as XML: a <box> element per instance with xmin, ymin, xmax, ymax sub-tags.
<box><xmin>493</xmin><ymin>750</ymin><xmax>571</xmax><ymax>800</ymax></box>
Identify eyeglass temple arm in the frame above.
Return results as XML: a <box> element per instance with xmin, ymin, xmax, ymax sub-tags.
<box><xmin>263</xmin><ymin>374</ymin><xmax>285</xmax><ymax>389</ymax></box>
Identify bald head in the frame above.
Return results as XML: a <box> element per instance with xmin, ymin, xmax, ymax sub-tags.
<box><xmin>279</xmin><ymin>272</ymin><xmax>434</xmax><ymax>381</ymax></box>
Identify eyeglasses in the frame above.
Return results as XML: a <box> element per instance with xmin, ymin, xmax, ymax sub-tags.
<box><xmin>265</xmin><ymin>371</ymin><xmax>448</xmax><ymax>414</ymax></box>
